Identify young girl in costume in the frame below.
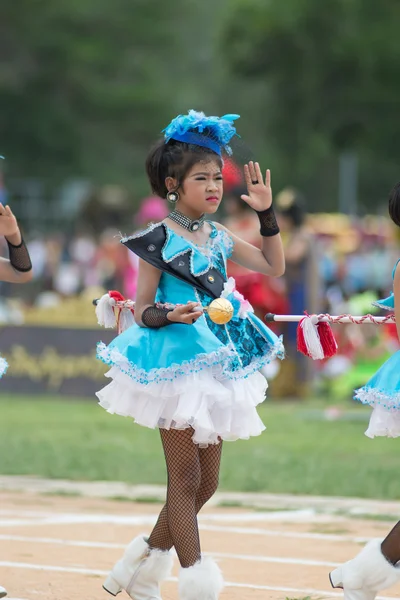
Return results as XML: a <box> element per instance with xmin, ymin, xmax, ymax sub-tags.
<box><xmin>0</xmin><ymin>203</ymin><xmax>33</xmax><ymax>599</ymax></box>
<box><xmin>329</xmin><ymin>182</ymin><xmax>400</xmax><ymax>600</ymax></box>
<box><xmin>0</xmin><ymin>203</ymin><xmax>32</xmax><ymax>378</ymax></box>
<box><xmin>96</xmin><ymin>110</ymin><xmax>285</xmax><ymax>600</ymax></box>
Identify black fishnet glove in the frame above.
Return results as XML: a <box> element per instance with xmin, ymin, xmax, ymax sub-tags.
<box><xmin>141</xmin><ymin>305</ymin><xmax>173</xmax><ymax>328</ymax></box>
<box><xmin>256</xmin><ymin>205</ymin><xmax>280</xmax><ymax>237</ymax></box>
<box><xmin>7</xmin><ymin>238</ymin><xmax>32</xmax><ymax>272</ymax></box>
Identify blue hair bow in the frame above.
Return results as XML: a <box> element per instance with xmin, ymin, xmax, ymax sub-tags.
<box><xmin>162</xmin><ymin>110</ymin><xmax>240</xmax><ymax>155</ymax></box>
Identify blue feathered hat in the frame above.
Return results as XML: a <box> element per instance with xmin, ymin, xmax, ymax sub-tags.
<box><xmin>162</xmin><ymin>110</ymin><xmax>240</xmax><ymax>156</ymax></box>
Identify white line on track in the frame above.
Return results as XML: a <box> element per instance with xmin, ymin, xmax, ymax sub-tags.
<box><xmin>200</xmin><ymin>524</ymin><xmax>372</xmax><ymax>542</ymax></box>
<box><xmin>0</xmin><ymin>560</ymin><xmax>397</xmax><ymax>599</ymax></box>
<box><xmin>0</xmin><ymin>533</ymin><xmax>340</xmax><ymax>567</ymax></box>
<box><xmin>0</xmin><ymin>508</ymin><xmax>342</xmax><ymax>523</ymax></box>
<box><xmin>0</xmin><ymin>511</ymin><xmax>372</xmax><ymax>542</ymax></box>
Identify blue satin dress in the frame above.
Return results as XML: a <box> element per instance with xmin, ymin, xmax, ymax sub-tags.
<box><xmin>96</xmin><ymin>222</ymin><xmax>284</xmax><ymax>446</ymax></box>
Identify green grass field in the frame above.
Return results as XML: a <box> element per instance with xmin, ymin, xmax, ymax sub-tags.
<box><xmin>1</xmin><ymin>395</ymin><xmax>399</xmax><ymax>499</ymax></box>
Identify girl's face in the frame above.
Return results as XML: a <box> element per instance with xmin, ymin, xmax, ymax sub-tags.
<box><xmin>166</xmin><ymin>159</ymin><xmax>223</xmax><ymax>216</ymax></box>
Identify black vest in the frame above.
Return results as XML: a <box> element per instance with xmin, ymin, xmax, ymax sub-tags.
<box><xmin>122</xmin><ymin>224</ymin><xmax>226</xmax><ymax>299</ymax></box>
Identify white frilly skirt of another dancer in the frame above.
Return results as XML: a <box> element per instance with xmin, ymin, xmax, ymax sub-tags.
<box><xmin>0</xmin><ymin>356</ymin><xmax>8</xmax><ymax>379</ymax></box>
<box><xmin>355</xmin><ymin>349</ymin><xmax>400</xmax><ymax>438</ymax></box>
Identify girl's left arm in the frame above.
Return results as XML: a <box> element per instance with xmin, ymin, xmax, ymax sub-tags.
<box><xmin>0</xmin><ymin>205</ymin><xmax>33</xmax><ymax>283</ymax></box>
<box><xmin>217</xmin><ymin>162</ymin><xmax>285</xmax><ymax>277</ymax></box>
<box><xmin>216</xmin><ymin>222</ymin><xmax>284</xmax><ymax>277</ymax></box>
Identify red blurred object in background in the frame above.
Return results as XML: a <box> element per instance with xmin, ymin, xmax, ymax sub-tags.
<box><xmin>222</xmin><ymin>158</ymin><xmax>243</xmax><ymax>191</ymax></box>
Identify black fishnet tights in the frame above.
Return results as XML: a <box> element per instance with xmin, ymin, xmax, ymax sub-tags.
<box><xmin>381</xmin><ymin>520</ymin><xmax>400</xmax><ymax>565</ymax></box>
<box><xmin>147</xmin><ymin>427</ymin><xmax>222</xmax><ymax>568</ymax></box>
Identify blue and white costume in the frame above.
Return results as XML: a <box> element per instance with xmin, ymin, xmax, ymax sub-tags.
<box><xmin>355</xmin><ymin>259</ymin><xmax>400</xmax><ymax>438</ymax></box>
<box><xmin>96</xmin><ymin>222</ymin><xmax>284</xmax><ymax>446</ymax></box>
<box><xmin>0</xmin><ymin>357</ymin><xmax>7</xmax><ymax>379</ymax></box>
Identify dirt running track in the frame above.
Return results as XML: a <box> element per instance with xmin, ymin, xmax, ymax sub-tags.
<box><xmin>1</xmin><ymin>491</ymin><xmax>400</xmax><ymax>600</ymax></box>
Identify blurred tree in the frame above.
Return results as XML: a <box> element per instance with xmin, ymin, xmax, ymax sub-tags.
<box><xmin>0</xmin><ymin>0</ymin><xmax>220</xmax><ymax>190</ymax></box>
<box><xmin>221</xmin><ymin>0</ymin><xmax>400</xmax><ymax>211</ymax></box>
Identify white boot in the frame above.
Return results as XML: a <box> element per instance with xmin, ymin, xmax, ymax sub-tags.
<box><xmin>178</xmin><ymin>556</ymin><xmax>224</xmax><ymax>600</ymax></box>
<box><xmin>103</xmin><ymin>534</ymin><xmax>173</xmax><ymax>600</ymax></box>
<box><xmin>0</xmin><ymin>586</ymin><xmax>6</xmax><ymax>599</ymax></box>
<box><xmin>330</xmin><ymin>539</ymin><xmax>400</xmax><ymax>600</ymax></box>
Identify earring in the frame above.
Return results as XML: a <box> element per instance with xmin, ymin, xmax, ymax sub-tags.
<box><xmin>167</xmin><ymin>190</ymin><xmax>179</xmax><ymax>203</ymax></box>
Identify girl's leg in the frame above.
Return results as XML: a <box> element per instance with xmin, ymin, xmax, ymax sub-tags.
<box><xmin>148</xmin><ymin>428</ymin><xmax>201</xmax><ymax>568</ymax></box>
<box><xmin>148</xmin><ymin>438</ymin><xmax>223</xmax><ymax>555</ymax></box>
<box><xmin>195</xmin><ymin>441</ymin><xmax>223</xmax><ymax>510</ymax></box>
<box><xmin>381</xmin><ymin>520</ymin><xmax>400</xmax><ymax>565</ymax></box>
<box><xmin>329</xmin><ymin>521</ymin><xmax>400</xmax><ymax>599</ymax></box>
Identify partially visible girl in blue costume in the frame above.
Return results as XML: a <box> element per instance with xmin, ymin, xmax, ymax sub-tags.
<box><xmin>96</xmin><ymin>110</ymin><xmax>285</xmax><ymax>600</ymax></box>
<box><xmin>0</xmin><ymin>201</ymin><xmax>32</xmax><ymax>600</ymax></box>
<box><xmin>354</xmin><ymin>183</ymin><xmax>400</xmax><ymax>439</ymax></box>
<box><xmin>0</xmin><ymin>203</ymin><xmax>33</xmax><ymax>380</ymax></box>
<box><xmin>329</xmin><ymin>183</ymin><xmax>400</xmax><ymax>600</ymax></box>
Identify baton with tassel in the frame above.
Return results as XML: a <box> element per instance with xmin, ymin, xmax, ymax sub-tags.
<box><xmin>264</xmin><ymin>312</ymin><xmax>396</xmax><ymax>361</ymax></box>
<box><xmin>93</xmin><ymin>292</ymin><xmax>236</xmax><ymax>334</ymax></box>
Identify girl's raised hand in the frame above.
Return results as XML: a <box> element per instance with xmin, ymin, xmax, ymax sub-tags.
<box><xmin>241</xmin><ymin>162</ymin><xmax>272</xmax><ymax>211</ymax></box>
<box><xmin>0</xmin><ymin>204</ymin><xmax>19</xmax><ymax>238</ymax></box>
<box><xmin>167</xmin><ymin>302</ymin><xmax>203</xmax><ymax>325</ymax></box>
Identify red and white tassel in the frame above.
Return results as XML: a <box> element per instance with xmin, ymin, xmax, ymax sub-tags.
<box><xmin>117</xmin><ymin>304</ymin><xmax>135</xmax><ymax>333</ymax></box>
<box><xmin>95</xmin><ymin>290</ymin><xmax>135</xmax><ymax>332</ymax></box>
<box><xmin>297</xmin><ymin>314</ymin><xmax>338</xmax><ymax>360</ymax></box>
<box><xmin>96</xmin><ymin>292</ymin><xmax>119</xmax><ymax>329</ymax></box>
<box><xmin>317</xmin><ymin>321</ymin><xmax>338</xmax><ymax>358</ymax></box>
<box><xmin>297</xmin><ymin>315</ymin><xmax>324</xmax><ymax>360</ymax></box>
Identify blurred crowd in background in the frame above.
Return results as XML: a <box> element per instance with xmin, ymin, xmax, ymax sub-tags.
<box><xmin>0</xmin><ymin>166</ymin><xmax>398</xmax><ymax>399</ymax></box>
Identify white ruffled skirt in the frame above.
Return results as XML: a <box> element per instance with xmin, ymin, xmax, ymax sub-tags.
<box><xmin>96</xmin><ymin>364</ymin><xmax>267</xmax><ymax>447</ymax></box>
<box><xmin>355</xmin><ymin>351</ymin><xmax>400</xmax><ymax>439</ymax></box>
<box><xmin>364</xmin><ymin>405</ymin><xmax>400</xmax><ymax>439</ymax></box>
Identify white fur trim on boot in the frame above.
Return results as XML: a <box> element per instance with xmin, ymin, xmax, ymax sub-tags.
<box><xmin>104</xmin><ymin>534</ymin><xmax>149</xmax><ymax>595</ymax></box>
<box><xmin>127</xmin><ymin>548</ymin><xmax>173</xmax><ymax>600</ymax></box>
<box><xmin>103</xmin><ymin>534</ymin><xmax>173</xmax><ymax>599</ymax></box>
<box><xmin>178</xmin><ymin>556</ymin><xmax>224</xmax><ymax>600</ymax></box>
<box><xmin>330</xmin><ymin>539</ymin><xmax>400</xmax><ymax>600</ymax></box>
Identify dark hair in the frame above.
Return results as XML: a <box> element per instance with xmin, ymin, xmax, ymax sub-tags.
<box><xmin>388</xmin><ymin>182</ymin><xmax>400</xmax><ymax>227</ymax></box>
<box><xmin>145</xmin><ymin>138</ymin><xmax>223</xmax><ymax>198</ymax></box>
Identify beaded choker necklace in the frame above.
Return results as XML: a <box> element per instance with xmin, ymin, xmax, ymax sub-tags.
<box><xmin>168</xmin><ymin>210</ymin><xmax>206</xmax><ymax>232</ymax></box>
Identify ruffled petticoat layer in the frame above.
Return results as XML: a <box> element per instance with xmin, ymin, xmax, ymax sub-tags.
<box><xmin>96</xmin><ymin>339</ymin><xmax>283</xmax><ymax>447</ymax></box>
<box><xmin>355</xmin><ymin>387</ymin><xmax>400</xmax><ymax>439</ymax></box>
<box><xmin>0</xmin><ymin>356</ymin><xmax>8</xmax><ymax>378</ymax></box>
<box><xmin>355</xmin><ymin>350</ymin><xmax>400</xmax><ymax>439</ymax></box>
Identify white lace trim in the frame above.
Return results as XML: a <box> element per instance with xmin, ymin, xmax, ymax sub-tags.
<box><xmin>355</xmin><ymin>386</ymin><xmax>400</xmax><ymax>410</ymax></box>
<box><xmin>121</xmin><ymin>222</ymin><xmax>234</xmax><ymax>277</ymax></box>
<box><xmin>120</xmin><ymin>222</ymin><xmax>162</xmax><ymax>243</ymax></box>
<box><xmin>97</xmin><ymin>342</ymin><xmax>236</xmax><ymax>385</ymax></box>
<box><xmin>371</xmin><ymin>300</ymin><xmax>394</xmax><ymax>311</ymax></box>
<box><xmin>220</xmin><ymin>229</ymin><xmax>234</xmax><ymax>259</ymax></box>
<box><xmin>97</xmin><ymin>334</ymin><xmax>283</xmax><ymax>386</ymax></box>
